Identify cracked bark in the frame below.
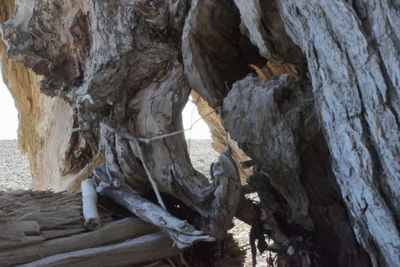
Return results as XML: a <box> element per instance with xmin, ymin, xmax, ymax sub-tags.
<box><xmin>274</xmin><ymin>1</ymin><xmax>400</xmax><ymax>266</ymax></box>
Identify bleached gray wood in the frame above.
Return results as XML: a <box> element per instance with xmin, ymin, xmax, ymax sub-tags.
<box><xmin>273</xmin><ymin>1</ymin><xmax>400</xmax><ymax>266</ymax></box>
<box><xmin>207</xmin><ymin>146</ymin><xmax>242</xmax><ymax>240</ymax></box>
<box><xmin>0</xmin><ymin>217</ymin><xmax>158</xmax><ymax>266</ymax></box>
<box><xmin>40</xmin><ymin>228</ymin><xmax>86</xmax><ymax>240</ymax></box>
<box><xmin>21</xmin><ymin>232</ymin><xmax>180</xmax><ymax>267</ymax></box>
<box><xmin>0</xmin><ymin>228</ymin><xmax>25</xmax><ymax>242</ymax></box>
<box><xmin>81</xmin><ymin>179</ymin><xmax>101</xmax><ymax>230</ymax></box>
<box><xmin>1</xmin><ymin>0</ymin><xmax>249</xmax><ymax>245</ymax></box>
<box><xmin>221</xmin><ymin>71</ymin><xmax>370</xmax><ymax>266</ymax></box>
<box><xmin>93</xmin><ymin>164</ymin><xmax>215</xmax><ymax>248</ymax></box>
<box><xmin>0</xmin><ymin>221</ymin><xmax>40</xmax><ymax>235</ymax></box>
<box><xmin>0</xmin><ymin>236</ymin><xmax>45</xmax><ymax>251</ymax></box>
<box><xmin>0</xmin><ymin>191</ymin><xmax>82</xmax><ymax>228</ymax></box>
<box><xmin>223</xmin><ymin>74</ymin><xmax>311</xmax><ymax>228</ymax></box>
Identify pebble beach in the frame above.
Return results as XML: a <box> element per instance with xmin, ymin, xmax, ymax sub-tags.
<box><xmin>0</xmin><ymin>140</ymin><xmax>32</xmax><ymax>191</ymax></box>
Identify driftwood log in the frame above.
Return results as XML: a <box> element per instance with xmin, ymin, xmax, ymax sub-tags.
<box><xmin>0</xmin><ymin>190</ymin><xmax>243</xmax><ymax>266</ymax></box>
<box><xmin>0</xmin><ymin>190</ymin><xmax>182</xmax><ymax>266</ymax></box>
<box><xmin>21</xmin><ymin>232</ymin><xmax>180</xmax><ymax>267</ymax></box>
<box><xmin>1</xmin><ymin>0</ymin><xmax>400</xmax><ymax>266</ymax></box>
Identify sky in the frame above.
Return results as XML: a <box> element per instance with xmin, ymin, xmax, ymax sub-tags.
<box><xmin>0</xmin><ymin>73</ymin><xmax>18</xmax><ymax>140</ymax></box>
<box><xmin>0</xmin><ymin>75</ymin><xmax>211</xmax><ymax>140</ymax></box>
<box><xmin>182</xmin><ymin>96</ymin><xmax>212</xmax><ymax>139</ymax></box>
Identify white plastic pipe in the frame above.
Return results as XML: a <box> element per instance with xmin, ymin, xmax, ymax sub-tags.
<box><xmin>81</xmin><ymin>179</ymin><xmax>101</xmax><ymax>230</ymax></box>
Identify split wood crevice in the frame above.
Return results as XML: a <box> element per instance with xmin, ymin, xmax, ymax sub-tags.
<box><xmin>1</xmin><ymin>0</ymin><xmax>400</xmax><ymax>266</ymax></box>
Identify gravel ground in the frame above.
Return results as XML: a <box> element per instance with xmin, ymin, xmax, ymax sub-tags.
<box><xmin>0</xmin><ymin>139</ymin><xmax>263</xmax><ymax>266</ymax></box>
<box><xmin>0</xmin><ymin>140</ymin><xmax>32</xmax><ymax>191</ymax></box>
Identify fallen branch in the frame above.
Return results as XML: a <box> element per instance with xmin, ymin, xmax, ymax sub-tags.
<box><xmin>93</xmin><ymin>164</ymin><xmax>215</xmax><ymax>248</ymax></box>
<box><xmin>81</xmin><ymin>179</ymin><xmax>101</xmax><ymax>230</ymax></box>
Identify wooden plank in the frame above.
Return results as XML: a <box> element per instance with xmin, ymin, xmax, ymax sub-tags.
<box><xmin>0</xmin><ymin>217</ymin><xmax>158</xmax><ymax>266</ymax></box>
<box><xmin>41</xmin><ymin>228</ymin><xmax>87</xmax><ymax>240</ymax></box>
<box><xmin>21</xmin><ymin>232</ymin><xmax>181</xmax><ymax>267</ymax></box>
<box><xmin>0</xmin><ymin>191</ymin><xmax>82</xmax><ymax>229</ymax></box>
<box><xmin>0</xmin><ymin>236</ymin><xmax>45</xmax><ymax>251</ymax></box>
<box><xmin>0</xmin><ymin>221</ymin><xmax>40</xmax><ymax>238</ymax></box>
<box><xmin>15</xmin><ymin>221</ymin><xmax>40</xmax><ymax>235</ymax></box>
<box><xmin>0</xmin><ymin>228</ymin><xmax>25</xmax><ymax>241</ymax></box>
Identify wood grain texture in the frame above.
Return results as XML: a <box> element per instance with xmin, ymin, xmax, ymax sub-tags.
<box><xmin>0</xmin><ymin>217</ymin><xmax>158</xmax><ymax>266</ymax></box>
<box><xmin>275</xmin><ymin>1</ymin><xmax>400</xmax><ymax>266</ymax></box>
<box><xmin>21</xmin><ymin>232</ymin><xmax>180</xmax><ymax>267</ymax></box>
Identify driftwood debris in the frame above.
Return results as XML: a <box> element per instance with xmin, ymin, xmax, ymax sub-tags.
<box><xmin>0</xmin><ymin>190</ymin><xmax>180</xmax><ymax>266</ymax></box>
<box><xmin>0</xmin><ymin>217</ymin><xmax>160</xmax><ymax>266</ymax></box>
<box><xmin>21</xmin><ymin>232</ymin><xmax>180</xmax><ymax>267</ymax></box>
<box><xmin>93</xmin><ymin>163</ymin><xmax>215</xmax><ymax>248</ymax></box>
<box><xmin>0</xmin><ymin>191</ymin><xmax>81</xmax><ymax>228</ymax></box>
<box><xmin>81</xmin><ymin>179</ymin><xmax>101</xmax><ymax>230</ymax></box>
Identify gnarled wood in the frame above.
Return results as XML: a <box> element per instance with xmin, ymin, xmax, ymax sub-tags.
<box><xmin>223</xmin><ymin>74</ymin><xmax>311</xmax><ymax>227</ymax></box>
<box><xmin>1</xmin><ymin>0</ymin><xmax>400</xmax><ymax>266</ymax></box>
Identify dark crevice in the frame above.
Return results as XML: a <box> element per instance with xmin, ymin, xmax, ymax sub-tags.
<box><xmin>184</xmin><ymin>0</ymin><xmax>267</xmax><ymax>108</ymax></box>
<box><xmin>259</xmin><ymin>0</ymin><xmax>305</xmax><ymax>66</ymax></box>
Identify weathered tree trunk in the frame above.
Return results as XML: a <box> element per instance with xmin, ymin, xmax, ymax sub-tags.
<box><xmin>274</xmin><ymin>2</ymin><xmax>400</xmax><ymax>266</ymax></box>
<box><xmin>0</xmin><ymin>0</ymin><xmax>100</xmax><ymax>192</ymax></box>
<box><xmin>1</xmin><ymin>0</ymin><xmax>399</xmax><ymax>266</ymax></box>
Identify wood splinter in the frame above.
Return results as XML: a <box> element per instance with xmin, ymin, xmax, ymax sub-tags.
<box><xmin>81</xmin><ymin>179</ymin><xmax>101</xmax><ymax>230</ymax></box>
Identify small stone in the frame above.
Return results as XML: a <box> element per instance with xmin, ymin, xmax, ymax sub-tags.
<box><xmin>287</xmin><ymin>245</ymin><xmax>295</xmax><ymax>255</ymax></box>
